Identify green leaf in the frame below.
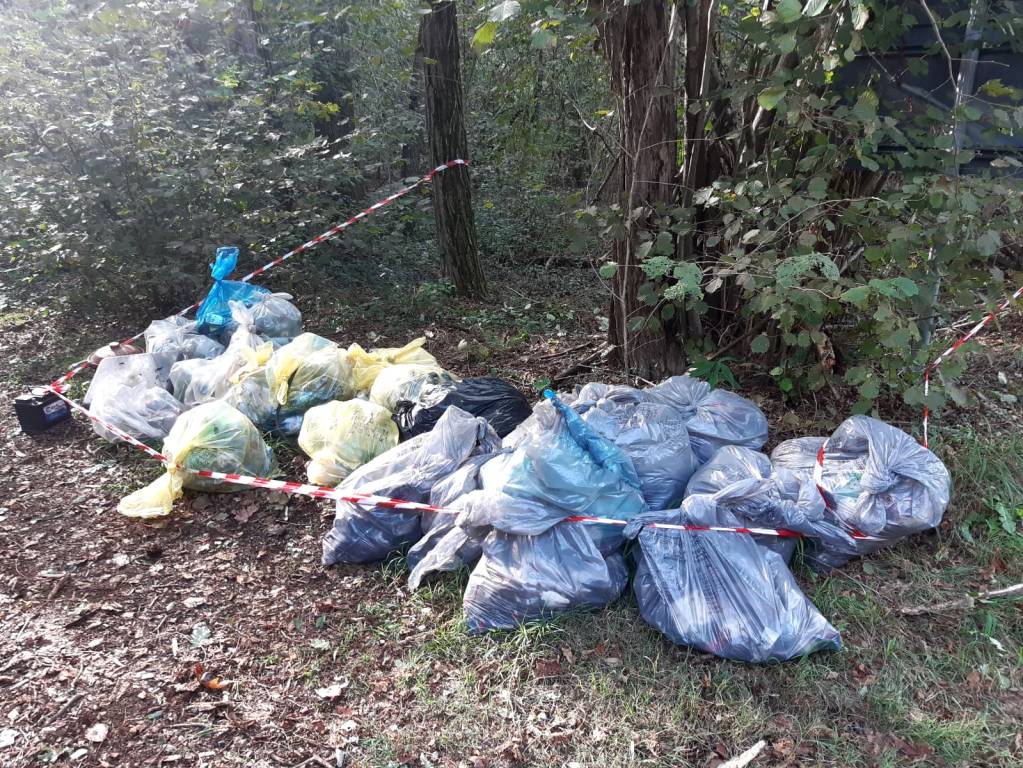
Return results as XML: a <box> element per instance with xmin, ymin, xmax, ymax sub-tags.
<box><xmin>977</xmin><ymin>229</ymin><xmax>1001</xmax><ymax>257</ymax></box>
<box><xmin>530</xmin><ymin>28</ymin><xmax>556</xmax><ymax>50</ymax></box>
<box><xmin>851</xmin><ymin>0</ymin><xmax>870</xmax><ymax>29</ymax></box>
<box><xmin>488</xmin><ymin>0</ymin><xmax>521</xmax><ymax>23</ymax></box>
<box><xmin>751</xmin><ymin>335</ymin><xmax>771</xmax><ymax>354</ymax></box>
<box><xmin>779</xmin><ymin>377</ymin><xmax>794</xmax><ymax>392</ymax></box>
<box><xmin>758</xmin><ymin>85</ymin><xmax>786</xmax><ymax>111</ymax></box>
<box><xmin>842</xmin><ymin>285</ymin><xmax>870</xmax><ymax>307</ymax></box>
<box><xmin>858</xmin><ymin>379</ymin><xmax>880</xmax><ymax>400</ymax></box>
<box><xmin>889</xmin><ymin>276</ymin><xmax>918</xmax><ymax>298</ymax></box>
<box><xmin>640</xmin><ymin>255</ymin><xmax>674</xmax><ymax>280</ymax></box>
<box><xmin>598</xmin><ymin>262</ymin><xmax>617</xmax><ymax>279</ymax></box>
<box><xmin>801</xmin><ymin>0</ymin><xmax>829</xmax><ymax>17</ymax></box>
<box><xmin>472</xmin><ymin>21</ymin><xmax>498</xmax><ymax>49</ymax></box>
<box><xmin>776</xmin><ymin>33</ymin><xmax>796</xmax><ymax>54</ymax></box>
<box><xmin>852</xmin><ymin>89</ymin><xmax>878</xmax><ymax>123</ymax></box>
<box><xmin>777</xmin><ymin>0</ymin><xmax>802</xmax><ymax>23</ymax></box>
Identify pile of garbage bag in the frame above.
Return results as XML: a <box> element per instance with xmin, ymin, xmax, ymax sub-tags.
<box><xmin>82</xmin><ymin>245</ymin><xmax>955</xmax><ymax>662</ymax></box>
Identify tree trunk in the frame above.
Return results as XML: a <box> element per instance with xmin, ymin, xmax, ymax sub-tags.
<box><xmin>419</xmin><ymin>1</ymin><xmax>486</xmax><ymax>297</ymax></box>
<box><xmin>594</xmin><ymin>0</ymin><xmax>683</xmax><ymax>379</ymax></box>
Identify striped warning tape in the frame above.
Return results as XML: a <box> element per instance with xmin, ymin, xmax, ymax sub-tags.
<box><xmin>48</xmin><ymin>160</ymin><xmax>469</xmax><ymax>393</ymax></box>
<box><xmin>921</xmin><ymin>283</ymin><xmax>1023</xmax><ymax>448</ymax></box>
<box><xmin>45</xmin><ymin>384</ymin><xmax>837</xmax><ymax>539</ymax></box>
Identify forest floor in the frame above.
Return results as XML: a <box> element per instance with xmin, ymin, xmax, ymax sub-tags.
<box><xmin>1</xmin><ymin>239</ymin><xmax>1022</xmax><ymax>768</ymax></box>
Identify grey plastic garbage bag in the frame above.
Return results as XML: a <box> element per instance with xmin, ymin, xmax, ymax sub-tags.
<box><xmin>624</xmin><ymin>497</ymin><xmax>842</xmax><ymax>662</ymax></box>
<box><xmin>564</xmin><ymin>376</ymin><xmax>768</xmax><ymax>464</ymax></box>
<box><xmin>565</xmin><ymin>393</ymin><xmax>698</xmax><ymax>508</ymax></box>
<box><xmin>687</xmin><ymin>446</ymin><xmax>858</xmax><ymax>563</ymax></box>
<box><xmin>769</xmin><ymin>436</ymin><xmax>827</xmax><ymax>478</ymax></box>
<box><xmin>249</xmin><ymin>292</ymin><xmax>302</xmax><ymax>339</ymax></box>
<box><xmin>483</xmin><ymin>392</ymin><xmax>648</xmax><ymax>553</ymax></box>
<box><xmin>803</xmin><ymin>416</ymin><xmax>950</xmax><ymax>568</ymax></box>
<box><xmin>144</xmin><ymin>316</ymin><xmax>224</xmax><ymax>362</ymax></box>
<box><xmin>90</xmin><ymin>383</ymin><xmax>186</xmax><ymax>443</ymax></box>
<box><xmin>321</xmin><ymin>407</ymin><xmax>501</xmax><ymax>565</ymax></box>
<box><xmin>463</xmin><ymin>504</ymin><xmax>629</xmax><ymax>635</ymax></box>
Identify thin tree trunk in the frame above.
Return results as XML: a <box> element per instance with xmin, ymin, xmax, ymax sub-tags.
<box><xmin>594</xmin><ymin>0</ymin><xmax>683</xmax><ymax>379</ymax></box>
<box><xmin>310</xmin><ymin>18</ymin><xmax>354</xmax><ymax>145</ymax></box>
<box><xmin>419</xmin><ymin>1</ymin><xmax>486</xmax><ymax>297</ymax></box>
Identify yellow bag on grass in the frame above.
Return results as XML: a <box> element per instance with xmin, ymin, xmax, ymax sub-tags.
<box><xmin>298</xmin><ymin>400</ymin><xmax>399</xmax><ymax>486</ymax></box>
<box><xmin>118</xmin><ymin>401</ymin><xmax>276</xmax><ymax>519</ymax></box>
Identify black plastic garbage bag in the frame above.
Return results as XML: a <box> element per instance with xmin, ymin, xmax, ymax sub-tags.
<box><xmin>565</xmin><ymin>376</ymin><xmax>768</xmax><ymax>464</ymax></box>
<box><xmin>393</xmin><ymin>377</ymin><xmax>532</xmax><ymax>440</ymax></box>
<box><xmin>624</xmin><ymin>497</ymin><xmax>842</xmax><ymax>663</ymax></box>
<box><xmin>685</xmin><ymin>446</ymin><xmax>858</xmax><ymax>563</ymax></box>
<box><xmin>321</xmin><ymin>407</ymin><xmax>500</xmax><ymax>565</ymax></box>
<box><xmin>562</xmin><ymin>392</ymin><xmax>699</xmax><ymax>509</ymax></box>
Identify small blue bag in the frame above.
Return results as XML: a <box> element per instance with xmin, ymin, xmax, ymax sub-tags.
<box><xmin>195</xmin><ymin>247</ymin><xmax>270</xmax><ymax>334</ymax></box>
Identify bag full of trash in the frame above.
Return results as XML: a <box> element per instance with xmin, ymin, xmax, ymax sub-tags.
<box><xmin>117</xmin><ymin>401</ymin><xmax>276</xmax><ymax>519</ymax></box>
<box><xmin>248</xmin><ymin>292</ymin><xmax>302</xmax><ymax>340</ymax></box>
<box><xmin>394</xmin><ymin>377</ymin><xmax>534</xmax><ymax>440</ymax></box>
<box><xmin>195</xmin><ymin>246</ymin><xmax>271</xmax><ymax>335</ymax></box>
<box><xmin>298</xmin><ymin>400</ymin><xmax>399</xmax><ymax>486</ymax></box>
<box><xmin>265</xmin><ymin>333</ymin><xmax>356</xmax><ymax>421</ymax></box>
<box><xmin>84</xmin><ymin>352</ymin><xmax>175</xmax><ymax>408</ymax></box>
<box><xmin>484</xmin><ymin>392</ymin><xmax>648</xmax><ymax>553</ymax></box>
<box><xmin>564</xmin><ymin>392</ymin><xmax>699</xmax><ymax>509</ymax></box>
<box><xmin>90</xmin><ymin>383</ymin><xmax>186</xmax><ymax>443</ymax></box>
<box><xmin>144</xmin><ymin>316</ymin><xmax>225</xmax><ymax>362</ymax></box>
<box><xmin>769</xmin><ymin>436</ymin><xmax>827</xmax><ymax>478</ymax></box>
<box><xmin>563</xmin><ymin>376</ymin><xmax>768</xmax><ymax>464</ymax></box>
<box><xmin>170</xmin><ymin>303</ymin><xmax>272</xmax><ymax>406</ymax></box>
<box><xmin>793</xmin><ymin>416</ymin><xmax>951</xmax><ymax>568</ymax></box>
<box><xmin>460</xmin><ymin>492</ymin><xmax>629</xmax><ymax>634</ymax></box>
<box><xmin>369</xmin><ymin>363</ymin><xmax>456</xmax><ymax>414</ymax></box>
<box><xmin>347</xmin><ymin>337</ymin><xmax>440</xmax><ymax>393</ymax></box>
<box><xmin>321</xmin><ymin>406</ymin><xmax>500</xmax><ymax>565</ymax></box>
<box><xmin>687</xmin><ymin>446</ymin><xmax>858</xmax><ymax>563</ymax></box>
<box><xmin>624</xmin><ymin>497</ymin><xmax>842</xmax><ymax>663</ymax></box>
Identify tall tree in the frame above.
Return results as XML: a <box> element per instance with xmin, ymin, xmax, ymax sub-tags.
<box><xmin>593</xmin><ymin>0</ymin><xmax>682</xmax><ymax>378</ymax></box>
<box><xmin>310</xmin><ymin>17</ymin><xmax>354</xmax><ymax>145</ymax></box>
<box><xmin>419</xmin><ymin>0</ymin><xmax>487</xmax><ymax>297</ymax></box>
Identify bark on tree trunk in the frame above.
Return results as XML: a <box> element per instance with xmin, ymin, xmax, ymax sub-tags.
<box><xmin>310</xmin><ymin>18</ymin><xmax>354</xmax><ymax>145</ymax></box>
<box><xmin>594</xmin><ymin>0</ymin><xmax>684</xmax><ymax>379</ymax></box>
<box><xmin>419</xmin><ymin>1</ymin><xmax>486</xmax><ymax>298</ymax></box>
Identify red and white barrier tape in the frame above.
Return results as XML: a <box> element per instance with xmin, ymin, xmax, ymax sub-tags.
<box><xmin>922</xmin><ymin>283</ymin><xmax>1023</xmax><ymax>447</ymax></box>
<box><xmin>48</xmin><ymin>160</ymin><xmax>469</xmax><ymax>393</ymax></box>
<box><xmin>46</xmin><ymin>384</ymin><xmax>825</xmax><ymax>539</ymax></box>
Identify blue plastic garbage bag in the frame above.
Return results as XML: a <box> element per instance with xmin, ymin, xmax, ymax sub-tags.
<box><xmin>195</xmin><ymin>246</ymin><xmax>270</xmax><ymax>334</ymax></box>
<box><xmin>624</xmin><ymin>497</ymin><xmax>842</xmax><ymax>663</ymax></box>
<box><xmin>686</xmin><ymin>446</ymin><xmax>858</xmax><ymax>564</ymax></box>
<box><xmin>771</xmin><ymin>416</ymin><xmax>951</xmax><ymax>569</ymax></box>
<box><xmin>321</xmin><ymin>407</ymin><xmax>501</xmax><ymax>565</ymax></box>
<box><xmin>481</xmin><ymin>391</ymin><xmax>648</xmax><ymax>553</ymax></box>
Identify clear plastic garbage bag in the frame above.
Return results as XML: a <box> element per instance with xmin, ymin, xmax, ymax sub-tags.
<box><xmin>687</xmin><ymin>446</ymin><xmax>858</xmax><ymax>563</ymax></box>
<box><xmin>248</xmin><ymin>292</ymin><xmax>302</xmax><ymax>340</ymax></box>
<box><xmin>90</xmin><ymin>383</ymin><xmax>185</xmax><ymax>443</ymax></box>
<box><xmin>265</xmin><ymin>333</ymin><xmax>356</xmax><ymax>420</ymax></box>
<box><xmin>347</xmin><ymin>337</ymin><xmax>439</xmax><ymax>393</ymax></box>
<box><xmin>144</xmin><ymin>316</ymin><xmax>225</xmax><ymax>362</ymax></box>
<box><xmin>117</xmin><ymin>401</ymin><xmax>276</xmax><ymax>519</ymax></box>
<box><xmin>84</xmin><ymin>353</ymin><xmax>174</xmax><ymax>408</ymax></box>
<box><xmin>298</xmin><ymin>400</ymin><xmax>399</xmax><ymax>487</ymax></box>
<box><xmin>624</xmin><ymin>497</ymin><xmax>842</xmax><ymax>663</ymax></box>
<box><xmin>393</xmin><ymin>377</ymin><xmax>532</xmax><ymax>440</ymax></box>
<box><xmin>564</xmin><ymin>392</ymin><xmax>699</xmax><ymax>509</ymax></box>
<box><xmin>564</xmin><ymin>376</ymin><xmax>768</xmax><ymax>464</ymax></box>
<box><xmin>195</xmin><ymin>246</ymin><xmax>271</xmax><ymax>334</ymax></box>
<box><xmin>782</xmin><ymin>416</ymin><xmax>951</xmax><ymax>568</ymax></box>
<box><xmin>368</xmin><ymin>363</ymin><xmax>456</xmax><ymax>414</ymax></box>
<box><xmin>170</xmin><ymin>303</ymin><xmax>272</xmax><ymax>406</ymax></box>
<box><xmin>483</xmin><ymin>393</ymin><xmax>647</xmax><ymax>553</ymax></box>
<box><xmin>462</xmin><ymin>501</ymin><xmax>629</xmax><ymax>635</ymax></box>
<box><xmin>321</xmin><ymin>407</ymin><xmax>500</xmax><ymax>565</ymax></box>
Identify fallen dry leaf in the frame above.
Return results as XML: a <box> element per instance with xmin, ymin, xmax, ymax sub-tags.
<box><xmin>85</xmin><ymin>722</ymin><xmax>108</xmax><ymax>743</ymax></box>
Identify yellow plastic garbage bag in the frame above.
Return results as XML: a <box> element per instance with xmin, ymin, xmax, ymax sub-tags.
<box><xmin>347</xmin><ymin>337</ymin><xmax>439</xmax><ymax>393</ymax></box>
<box><xmin>368</xmin><ymin>363</ymin><xmax>457</xmax><ymax>413</ymax></box>
<box><xmin>298</xmin><ymin>400</ymin><xmax>399</xmax><ymax>486</ymax></box>
<box><xmin>265</xmin><ymin>333</ymin><xmax>356</xmax><ymax>418</ymax></box>
<box><xmin>117</xmin><ymin>401</ymin><xmax>277</xmax><ymax>519</ymax></box>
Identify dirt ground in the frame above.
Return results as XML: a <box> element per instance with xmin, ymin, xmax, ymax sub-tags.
<box><xmin>2</xmin><ymin>248</ymin><xmax>1022</xmax><ymax>768</ymax></box>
